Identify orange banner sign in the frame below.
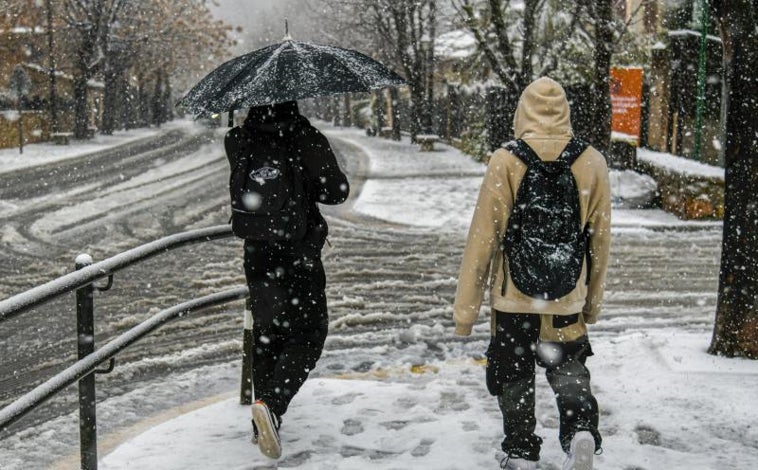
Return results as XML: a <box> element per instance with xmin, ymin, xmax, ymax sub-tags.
<box><xmin>610</xmin><ymin>67</ymin><xmax>644</xmax><ymax>145</ymax></box>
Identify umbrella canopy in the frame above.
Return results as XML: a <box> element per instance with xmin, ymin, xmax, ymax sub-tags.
<box><xmin>179</xmin><ymin>40</ymin><xmax>407</xmax><ymax>117</ymax></box>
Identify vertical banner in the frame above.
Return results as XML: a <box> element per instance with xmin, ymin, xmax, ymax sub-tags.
<box><xmin>610</xmin><ymin>67</ymin><xmax>644</xmax><ymax>146</ymax></box>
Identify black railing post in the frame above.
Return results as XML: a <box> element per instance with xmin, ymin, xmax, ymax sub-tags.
<box><xmin>240</xmin><ymin>297</ymin><xmax>253</xmax><ymax>405</ymax></box>
<box><xmin>75</xmin><ymin>254</ymin><xmax>98</xmax><ymax>470</ymax></box>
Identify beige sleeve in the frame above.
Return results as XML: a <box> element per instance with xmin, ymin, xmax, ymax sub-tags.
<box><xmin>582</xmin><ymin>156</ymin><xmax>612</xmax><ymax>324</ymax></box>
<box><xmin>453</xmin><ymin>153</ymin><xmax>513</xmax><ymax>336</ymax></box>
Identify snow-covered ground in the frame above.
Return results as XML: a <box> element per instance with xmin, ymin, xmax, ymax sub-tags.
<box><xmin>0</xmin><ymin>128</ymin><xmax>158</xmax><ymax>175</ymax></box>
<box><xmin>3</xmin><ymin>123</ymin><xmax>755</xmax><ymax>470</ymax></box>
<box><xmin>321</xmin><ymin>126</ymin><xmax>721</xmax><ymax>233</ymax></box>
<box><xmin>97</xmin><ymin>330</ymin><xmax>758</xmax><ymax>470</ymax></box>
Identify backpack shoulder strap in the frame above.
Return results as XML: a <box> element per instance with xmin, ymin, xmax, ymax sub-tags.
<box><xmin>504</xmin><ymin>139</ymin><xmax>543</xmax><ymax>168</ymax></box>
<box><xmin>557</xmin><ymin>138</ymin><xmax>590</xmax><ymax>167</ymax></box>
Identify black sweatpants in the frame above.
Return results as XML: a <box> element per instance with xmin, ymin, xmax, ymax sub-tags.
<box><xmin>486</xmin><ymin>311</ymin><xmax>601</xmax><ymax>460</ymax></box>
<box><xmin>244</xmin><ymin>242</ymin><xmax>329</xmax><ymax>421</ymax></box>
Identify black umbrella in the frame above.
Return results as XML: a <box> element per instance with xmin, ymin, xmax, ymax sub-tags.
<box><xmin>178</xmin><ymin>39</ymin><xmax>407</xmax><ymax>117</ymax></box>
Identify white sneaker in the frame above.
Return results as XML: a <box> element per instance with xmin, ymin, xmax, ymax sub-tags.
<box><xmin>500</xmin><ymin>455</ymin><xmax>538</xmax><ymax>470</ymax></box>
<box><xmin>252</xmin><ymin>400</ymin><xmax>281</xmax><ymax>459</ymax></box>
<box><xmin>562</xmin><ymin>431</ymin><xmax>595</xmax><ymax>470</ymax></box>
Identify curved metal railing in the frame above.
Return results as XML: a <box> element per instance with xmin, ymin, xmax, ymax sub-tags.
<box><xmin>0</xmin><ymin>225</ymin><xmax>251</xmax><ymax>470</ymax></box>
<box><xmin>0</xmin><ymin>225</ymin><xmax>235</xmax><ymax>322</ymax></box>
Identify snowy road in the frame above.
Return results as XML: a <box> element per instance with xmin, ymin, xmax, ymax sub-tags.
<box><xmin>0</xmin><ymin>123</ymin><xmax>722</xmax><ymax>459</ymax></box>
<box><xmin>0</xmin><ymin>123</ymin><xmax>239</xmax><ymax>432</ymax></box>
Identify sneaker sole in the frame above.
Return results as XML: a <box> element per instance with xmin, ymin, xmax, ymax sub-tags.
<box><xmin>252</xmin><ymin>403</ymin><xmax>281</xmax><ymax>459</ymax></box>
<box><xmin>565</xmin><ymin>436</ymin><xmax>594</xmax><ymax>470</ymax></box>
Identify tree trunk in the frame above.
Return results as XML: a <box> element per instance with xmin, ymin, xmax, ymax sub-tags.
<box><xmin>409</xmin><ymin>82</ymin><xmax>424</xmax><ymax>141</ymax></box>
<box><xmin>46</xmin><ymin>0</ymin><xmax>59</xmax><ymax>134</ymax></box>
<box><xmin>389</xmin><ymin>87</ymin><xmax>402</xmax><ymax>141</ymax></box>
<box><xmin>708</xmin><ymin>0</ymin><xmax>758</xmax><ymax>359</ymax></box>
<box><xmin>101</xmin><ymin>61</ymin><xmax>121</xmax><ymax>135</ymax></box>
<box><xmin>151</xmin><ymin>71</ymin><xmax>164</xmax><ymax>127</ymax></box>
<box><xmin>73</xmin><ymin>73</ymin><xmax>90</xmax><ymax>139</ymax></box>
<box><xmin>72</xmin><ymin>14</ymin><xmax>98</xmax><ymax>140</ymax></box>
<box><xmin>138</xmin><ymin>73</ymin><xmax>150</xmax><ymax>127</ymax></box>
<box><xmin>519</xmin><ymin>0</ymin><xmax>539</xmax><ymax>90</ymax></box>
<box><xmin>591</xmin><ymin>0</ymin><xmax>613</xmax><ymax>153</ymax></box>
<box><xmin>163</xmin><ymin>76</ymin><xmax>173</xmax><ymax>122</ymax></box>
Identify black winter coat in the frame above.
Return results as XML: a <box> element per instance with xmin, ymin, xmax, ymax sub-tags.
<box><xmin>224</xmin><ymin>113</ymin><xmax>349</xmax><ymax>259</ymax></box>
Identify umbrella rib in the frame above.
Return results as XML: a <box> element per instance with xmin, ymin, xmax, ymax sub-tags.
<box><xmin>304</xmin><ymin>43</ymin><xmax>376</xmax><ymax>91</ymax></box>
<box><xmin>293</xmin><ymin>43</ymin><xmax>374</xmax><ymax>90</ymax></box>
<box><xmin>217</xmin><ymin>42</ymin><xmax>290</xmax><ymax>111</ymax></box>
<box><xmin>330</xmin><ymin>55</ymin><xmax>374</xmax><ymax>90</ymax></box>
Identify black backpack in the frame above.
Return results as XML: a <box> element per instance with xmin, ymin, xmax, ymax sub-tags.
<box><xmin>502</xmin><ymin>138</ymin><xmax>590</xmax><ymax>300</ymax></box>
<box><xmin>229</xmin><ymin>129</ymin><xmax>308</xmax><ymax>241</ymax></box>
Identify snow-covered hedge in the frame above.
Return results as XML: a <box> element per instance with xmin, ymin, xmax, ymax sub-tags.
<box><xmin>636</xmin><ymin>148</ymin><xmax>724</xmax><ymax>220</ymax></box>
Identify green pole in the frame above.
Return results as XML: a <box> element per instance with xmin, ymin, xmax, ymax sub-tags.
<box><xmin>694</xmin><ymin>0</ymin><xmax>708</xmax><ymax>161</ymax></box>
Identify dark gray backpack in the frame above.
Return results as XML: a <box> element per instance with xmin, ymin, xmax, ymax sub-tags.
<box><xmin>502</xmin><ymin>138</ymin><xmax>590</xmax><ymax>300</ymax></box>
<box><xmin>229</xmin><ymin>130</ymin><xmax>308</xmax><ymax>241</ymax></box>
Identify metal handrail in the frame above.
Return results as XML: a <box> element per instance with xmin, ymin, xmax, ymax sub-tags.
<box><xmin>0</xmin><ymin>225</ymin><xmax>234</xmax><ymax>323</ymax></box>
<box><xmin>0</xmin><ymin>287</ymin><xmax>248</xmax><ymax>429</ymax></box>
<box><xmin>0</xmin><ymin>224</ymin><xmax>251</xmax><ymax>470</ymax></box>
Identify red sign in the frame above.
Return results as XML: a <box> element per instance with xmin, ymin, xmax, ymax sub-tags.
<box><xmin>610</xmin><ymin>67</ymin><xmax>644</xmax><ymax>145</ymax></box>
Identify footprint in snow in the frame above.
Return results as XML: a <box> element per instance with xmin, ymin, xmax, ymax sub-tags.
<box><xmin>341</xmin><ymin>418</ymin><xmax>364</xmax><ymax>435</ymax></box>
<box><xmin>411</xmin><ymin>438</ymin><xmax>435</xmax><ymax>457</ymax></box>
<box><xmin>461</xmin><ymin>420</ymin><xmax>479</xmax><ymax>431</ymax></box>
<box><xmin>331</xmin><ymin>392</ymin><xmax>362</xmax><ymax>405</ymax></box>
<box><xmin>278</xmin><ymin>450</ymin><xmax>312</xmax><ymax>467</ymax></box>
<box><xmin>379</xmin><ymin>420</ymin><xmax>409</xmax><ymax>430</ymax></box>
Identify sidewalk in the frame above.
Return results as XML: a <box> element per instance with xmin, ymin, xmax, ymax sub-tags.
<box><xmin>97</xmin><ymin>331</ymin><xmax>757</xmax><ymax>470</ymax></box>
<box><xmin>88</xmin><ymin>127</ymin><xmax>758</xmax><ymax>470</ymax></box>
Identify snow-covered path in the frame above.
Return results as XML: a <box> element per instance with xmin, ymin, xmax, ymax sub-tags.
<box><xmin>2</xmin><ymin>123</ymin><xmax>754</xmax><ymax>470</ymax></box>
<box><xmin>95</xmin><ymin>332</ymin><xmax>758</xmax><ymax>470</ymax></box>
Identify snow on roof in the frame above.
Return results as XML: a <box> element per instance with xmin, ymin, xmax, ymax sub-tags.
<box><xmin>637</xmin><ymin>147</ymin><xmax>724</xmax><ymax>179</ymax></box>
<box><xmin>435</xmin><ymin>30</ymin><xmax>477</xmax><ymax>60</ymax></box>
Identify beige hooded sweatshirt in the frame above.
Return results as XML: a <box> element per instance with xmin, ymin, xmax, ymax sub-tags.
<box><xmin>453</xmin><ymin>77</ymin><xmax>611</xmax><ymax>342</ymax></box>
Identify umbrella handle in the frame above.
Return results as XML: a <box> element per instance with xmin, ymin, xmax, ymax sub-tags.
<box><xmin>228</xmin><ymin>109</ymin><xmax>234</xmax><ymax>128</ymax></box>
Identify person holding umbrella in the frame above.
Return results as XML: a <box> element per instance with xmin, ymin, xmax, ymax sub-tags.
<box><xmin>224</xmin><ymin>100</ymin><xmax>348</xmax><ymax>459</ymax></box>
<box><xmin>180</xmin><ymin>33</ymin><xmax>406</xmax><ymax>460</ymax></box>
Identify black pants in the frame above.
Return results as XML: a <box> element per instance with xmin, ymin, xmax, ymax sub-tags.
<box><xmin>244</xmin><ymin>242</ymin><xmax>329</xmax><ymax>421</ymax></box>
<box><xmin>486</xmin><ymin>312</ymin><xmax>601</xmax><ymax>460</ymax></box>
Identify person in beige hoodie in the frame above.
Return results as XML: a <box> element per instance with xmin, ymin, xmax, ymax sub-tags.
<box><xmin>453</xmin><ymin>77</ymin><xmax>611</xmax><ymax>470</ymax></box>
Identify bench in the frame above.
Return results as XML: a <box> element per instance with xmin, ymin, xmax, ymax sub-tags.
<box><xmin>416</xmin><ymin>134</ymin><xmax>439</xmax><ymax>152</ymax></box>
<box><xmin>51</xmin><ymin>132</ymin><xmax>73</xmax><ymax>145</ymax></box>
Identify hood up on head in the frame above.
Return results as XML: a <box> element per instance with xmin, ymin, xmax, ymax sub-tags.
<box><xmin>512</xmin><ymin>77</ymin><xmax>573</xmax><ymax>140</ymax></box>
<box><xmin>244</xmin><ymin>101</ymin><xmax>301</xmax><ymax>133</ymax></box>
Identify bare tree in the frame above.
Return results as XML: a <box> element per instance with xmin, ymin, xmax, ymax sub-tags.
<box><xmin>62</xmin><ymin>0</ymin><xmax>128</xmax><ymax>138</ymax></box>
<box><xmin>708</xmin><ymin>0</ymin><xmax>758</xmax><ymax>359</ymax></box>
<box><xmin>452</xmin><ymin>0</ymin><xmax>585</xmax><ymax>145</ymax></box>
<box><xmin>452</xmin><ymin>0</ymin><xmax>649</xmax><ymax>151</ymax></box>
<box><xmin>321</xmin><ymin>0</ymin><xmax>437</xmax><ymax>141</ymax></box>
<box><xmin>97</xmin><ymin>0</ymin><xmax>231</xmax><ymax>133</ymax></box>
